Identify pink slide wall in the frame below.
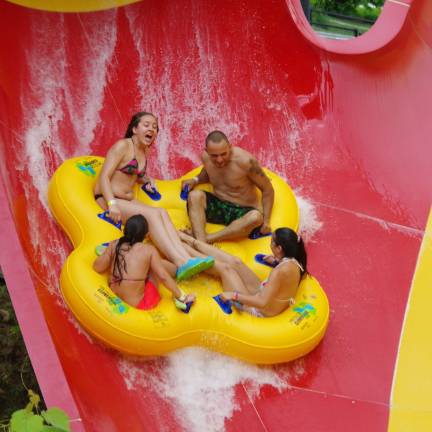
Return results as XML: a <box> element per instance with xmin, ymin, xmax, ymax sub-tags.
<box><xmin>0</xmin><ymin>0</ymin><xmax>431</xmax><ymax>430</ymax></box>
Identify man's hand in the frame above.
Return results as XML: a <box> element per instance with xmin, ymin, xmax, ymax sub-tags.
<box><xmin>181</xmin><ymin>178</ymin><xmax>198</xmax><ymax>191</ymax></box>
<box><xmin>259</xmin><ymin>222</ymin><xmax>272</xmax><ymax>235</ymax></box>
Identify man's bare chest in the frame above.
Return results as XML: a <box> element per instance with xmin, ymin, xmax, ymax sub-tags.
<box><xmin>207</xmin><ymin>167</ymin><xmax>249</xmax><ymax>189</ymax></box>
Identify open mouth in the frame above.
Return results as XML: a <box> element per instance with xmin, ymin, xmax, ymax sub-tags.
<box><xmin>144</xmin><ymin>132</ymin><xmax>154</xmax><ymax>143</ymax></box>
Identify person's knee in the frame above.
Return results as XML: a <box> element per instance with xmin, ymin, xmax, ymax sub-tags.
<box><xmin>247</xmin><ymin>210</ymin><xmax>263</xmax><ymax>227</ymax></box>
<box><xmin>147</xmin><ymin>206</ymin><xmax>167</xmax><ymax>218</ymax></box>
<box><xmin>225</xmin><ymin>255</ymin><xmax>243</xmax><ymax>268</ymax></box>
<box><xmin>139</xmin><ymin>205</ymin><xmax>159</xmax><ymax>218</ymax></box>
<box><xmin>158</xmin><ymin>207</ymin><xmax>169</xmax><ymax>218</ymax></box>
<box><xmin>217</xmin><ymin>262</ymin><xmax>235</xmax><ymax>275</ymax></box>
<box><xmin>187</xmin><ymin>189</ymin><xmax>205</xmax><ymax>208</ymax></box>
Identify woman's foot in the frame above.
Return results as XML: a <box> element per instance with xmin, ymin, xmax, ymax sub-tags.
<box><xmin>178</xmin><ymin>229</ymin><xmax>195</xmax><ymax>244</ymax></box>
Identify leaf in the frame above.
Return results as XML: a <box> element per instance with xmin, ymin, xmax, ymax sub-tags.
<box><xmin>26</xmin><ymin>415</ymin><xmax>45</xmax><ymax>432</ymax></box>
<box><xmin>41</xmin><ymin>408</ymin><xmax>70</xmax><ymax>432</ymax></box>
<box><xmin>10</xmin><ymin>409</ymin><xmax>44</xmax><ymax>432</ymax></box>
<box><xmin>10</xmin><ymin>409</ymin><xmax>30</xmax><ymax>430</ymax></box>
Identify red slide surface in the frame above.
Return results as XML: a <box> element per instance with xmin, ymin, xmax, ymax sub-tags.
<box><xmin>0</xmin><ymin>0</ymin><xmax>431</xmax><ymax>430</ymax></box>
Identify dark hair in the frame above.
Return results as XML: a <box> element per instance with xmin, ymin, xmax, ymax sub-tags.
<box><xmin>112</xmin><ymin>215</ymin><xmax>149</xmax><ymax>283</ymax></box>
<box><xmin>205</xmin><ymin>130</ymin><xmax>230</xmax><ymax>147</ymax></box>
<box><xmin>124</xmin><ymin>112</ymin><xmax>159</xmax><ymax>138</ymax></box>
<box><xmin>274</xmin><ymin>227</ymin><xmax>307</xmax><ymax>277</ymax></box>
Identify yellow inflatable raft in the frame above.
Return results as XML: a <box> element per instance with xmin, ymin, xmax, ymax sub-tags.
<box><xmin>48</xmin><ymin>156</ymin><xmax>329</xmax><ymax>364</ymax></box>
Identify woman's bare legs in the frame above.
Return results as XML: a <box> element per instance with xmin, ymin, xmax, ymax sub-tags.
<box><xmin>178</xmin><ymin>231</ymin><xmax>260</xmax><ymax>294</ymax></box>
<box><xmin>155</xmin><ymin>232</ymin><xmax>259</xmax><ymax>297</ymax></box>
<box><xmin>180</xmin><ymin>242</ymin><xmax>223</xmax><ymax>278</ymax></box>
<box><xmin>159</xmin><ymin>259</ymin><xmax>177</xmax><ymax>278</ymax></box>
<box><xmin>159</xmin><ymin>208</ymin><xmax>197</xmax><ymax>257</ymax></box>
<box><xmin>118</xmin><ymin>200</ymin><xmax>190</xmax><ymax>267</ymax></box>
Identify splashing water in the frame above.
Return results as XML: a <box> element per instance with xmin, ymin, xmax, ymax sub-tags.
<box><xmin>20</xmin><ymin>12</ymin><xmax>117</xmax><ymax>290</ymax></box>
<box><xmin>296</xmin><ymin>192</ymin><xmax>323</xmax><ymax>242</ymax></box>
<box><xmin>22</xmin><ymin>12</ymin><xmax>117</xmax><ymax>211</ymax></box>
<box><xmin>119</xmin><ymin>347</ymin><xmax>288</xmax><ymax>432</ymax></box>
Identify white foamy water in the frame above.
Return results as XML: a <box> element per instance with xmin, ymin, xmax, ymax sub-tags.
<box><xmin>297</xmin><ymin>192</ymin><xmax>323</xmax><ymax>241</ymax></box>
<box><xmin>20</xmin><ymin>12</ymin><xmax>117</xmax><ymax>290</ymax></box>
<box><xmin>119</xmin><ymin>347</ymin><xmax>288</xmax><ymax>432</ymax></box>
<box><xmin>22</xmin><ymin>11</ymin><xmax>117</xmax><ymax>210</ymax></box>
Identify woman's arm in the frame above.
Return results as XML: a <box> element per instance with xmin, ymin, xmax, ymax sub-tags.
<box><xmin>221</xmin><ymin>267</ymin><xmax>286</xmax><ymax>308</ymax></box>
<box><xmin>98</xmin><ymin>141</ymin><xmax>126</xmax><ymax>199</ymax></box>
<box><xmin>98</xmin><ymin>140</ymin><xmax>127</xmax><ymax>223</ymax></box>
<box><xmin>93</xmin><ymin>242</ymin><xmax>115</xmax><ymax>273</ymax></box>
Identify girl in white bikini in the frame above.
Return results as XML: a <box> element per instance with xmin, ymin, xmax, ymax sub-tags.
<box><xmin>178</xmin><ymin>228</ymin><xmax>307</xmax><ymax>317</ymax></box>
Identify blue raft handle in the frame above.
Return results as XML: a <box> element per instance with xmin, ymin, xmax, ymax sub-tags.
<box><xmin>97</xmin><ymin>211</ymin><xmax>122</xmax><ymax>230</ymax></box>
<box><xmin>181</xmin><ymin>302</ymin><xmax>193</xmax><ymax>314</ymax></box>
<box><xmin>141</xmin><ymin>183</ymin><xmax>162</xmax><ymax>201</ymax></box>
<box><xmin>254</xmin><ymin>254</ymin><xmax>278</xmax><ymax>268</ymax></box>
<box><xmin>248</xmin><ymin>226</ymin><xmax>272</xmax><ymax>240</ymax></box>
<box><xmin>180</xmin><ymin>185</ymin><xmax>189</xmax><ymax>201</ymax></box>
<box><xmin>213</xmin><ymin>295</ymin><xmax>232</xmax><ymax>314</ymax></box>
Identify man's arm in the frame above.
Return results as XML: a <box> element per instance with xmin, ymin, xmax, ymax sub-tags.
<box><xmin>181</xmin><ymin>166</ymin><xmax>210</xmax><ymax>190</ymax></box>
<box><xmin>246</xmin><ymin>158</ymin><xmax>274</xmax><ymax>233</ymax></box>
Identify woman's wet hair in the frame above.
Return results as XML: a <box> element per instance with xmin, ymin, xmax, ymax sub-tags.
<box><xmin>124</xmin><ymin>112</ymin><xmax>159</xmax><ymax>138</ymax></box>
<box><xmin>274</xmin><ymin>227</ymin><xmax>307</xmax><ymax>277</ymax></box>
<box><xmin>112</xmin><ymin>215</ymin><xmax>149</xmax><ymax>282</ymax></box>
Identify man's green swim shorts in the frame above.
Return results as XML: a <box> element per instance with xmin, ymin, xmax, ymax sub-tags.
<box><xmin>204</xmin><ymin>192</ymin><xmax>257</xmax><ymax>226</ymax></box>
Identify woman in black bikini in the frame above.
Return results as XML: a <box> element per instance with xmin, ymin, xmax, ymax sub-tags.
<box><xmin>94</xmin><ymin>112</ymin><xmax>214</xmax><ymax>281</ymax></box>
<box><xmin>93</xmin><ymin>215</ymin><xmax>195</xmax><ymax>310</ymax></box>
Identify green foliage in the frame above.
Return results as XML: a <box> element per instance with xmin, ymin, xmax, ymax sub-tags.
<box><xmin>41</xmin><ymin>408</ymin><xmax>70</xmax><ymax>431</ymax></box>
<box><xmin>0</xmin><ymin>282</ymin><xmax>70</xmax><ymax>432</ymax></box>
<box><xmin>10</xmin><ymin>410</ymin><xmax>44</xmax><ymax>432</ymax></box>
<box><xmin>0</xmin><ymin>284</ymin><xmax>43</xmax><ymax>422</ymax></box>
<box><xmin>310</xmin><ymin>0</ymin><xmax>385</xmax><ymax>20</ymax></box>
<box><xmin>8</xmin><ymin>390</ymin><xmax>70</xmax><ymax>432</ymax></box>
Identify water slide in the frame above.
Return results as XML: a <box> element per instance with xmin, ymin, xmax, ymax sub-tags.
<box><xmin>0</xmin><ymin>0</ymin><xmax>431</xmax><ymax>430</ymax></box>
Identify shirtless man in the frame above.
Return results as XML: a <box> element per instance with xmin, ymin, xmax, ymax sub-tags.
<box><xmin>181</xmin><ymin>131</ymin><xmax>274</xmax><ymax>243</ymax></box>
